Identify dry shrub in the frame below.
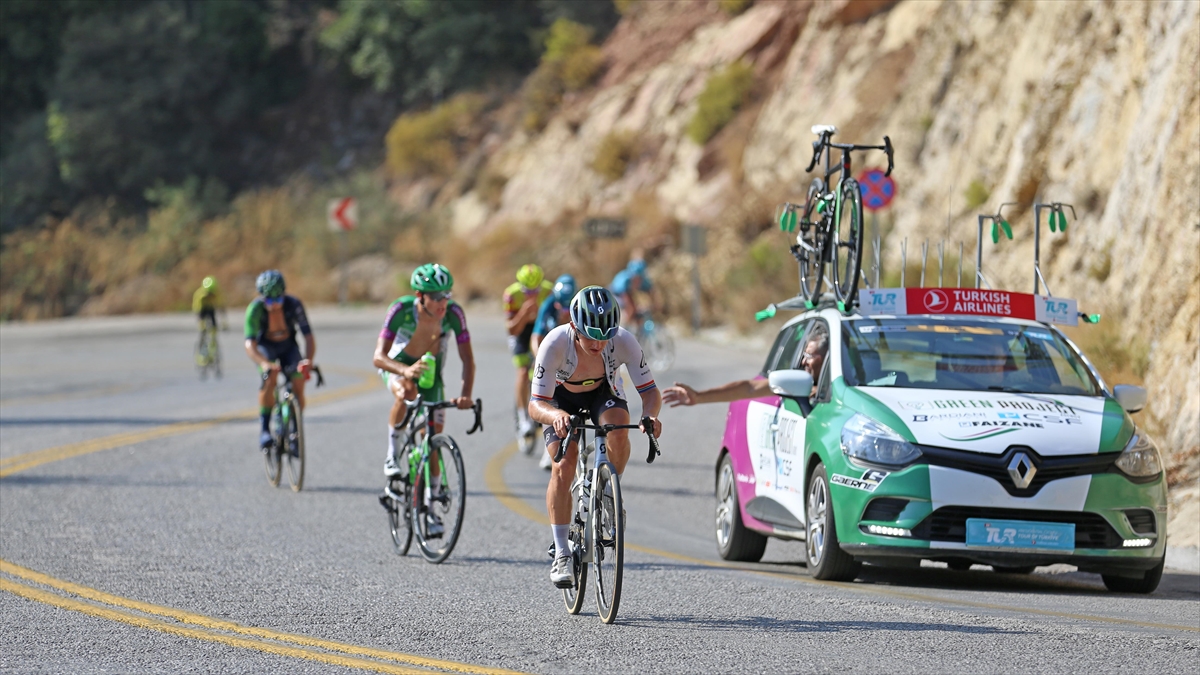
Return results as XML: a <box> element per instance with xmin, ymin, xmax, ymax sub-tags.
<box><xmin>523</xmin><ymin>19</ymin><xmax>604</xmax><ymax>132</ymax></box>
<box><xmin>1062</xmin><ymin>320</ymin><xmax>1151</xmax><ymax>388</ymax></box>
<box><xmin>385</xmin><ymin>93</ymin><xmax>487</xmax><ymax>178</ymax></box>
<box><xmin>475</xmin><ymin>168</ymin><xmax>509</xmax><ymax>208</ymax></box>
<box><xmin>591</xmin><ymin>131</ymin><xmax>637</xmax><ymax>182</ymax></box>
<box><xmin>687</xmin><ymin>61</ymin><xmax>754</xmax><ymax>145</ymax></box>
<box><xmin>719</xmin><ymin>0</ymin><xmax>753</xmax><ymax>16</ymax></box>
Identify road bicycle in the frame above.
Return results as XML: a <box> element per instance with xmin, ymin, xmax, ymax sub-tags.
<box><xmin>516</xmin><ymin>403</ymin><xmax>541</xmax><ymax>456</ymax></box>
<box><xmin>260</xmin><ymin>363</ymin><xmax>323</xmax><ymax>492</ymax></box>
<box><xmin>379</xmin><ymin>395</ymin><xmax>482</xmax><ymax>563</ymax></box>
<box><xmin>551</xmin><ymin>415</ymin><xmax>660</xmax><ymax>624</ymax></box>
<box><xmin>194</xmin><ymin>319</ymin><xmax>221</xmax><ymax>380</ymax></box>
<box><xmin>633</xmin><ymin>310</ymin><xmax>675</xmax><ymax>373</ymax></box>
<box><xmin>778</xmin><ymin>125</ymin><xmax>893</xmax><ymax>306</ymax></box>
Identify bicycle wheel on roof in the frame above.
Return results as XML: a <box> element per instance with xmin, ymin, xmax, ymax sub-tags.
<box><xmin>832</xmin><ymin>177</ymin><xmax>865</xmax><ymax>305</ymax></box>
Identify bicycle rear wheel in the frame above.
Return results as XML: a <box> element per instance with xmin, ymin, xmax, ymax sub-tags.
<box><xmin>562</xmin><ymin>522</ymin><xmax>588</xmax><ymax>614</ymax></box>
<box><xmin>412</xmin><ymin>434</ymin><xmax>466</xmax><ymax>563</ymax></box>
<box><xmin>284</xmin><ymin>399</ymin><xmax>305</xmax><ymax>492</ymax></box>
<box><xmin>195</xmin><ymin>331</ymin><xmax>210</xmax><ymax>379</ymax></box>
<box><xmin>798</xmin><ymin>178</ymin><xmax>827</xmax><ymax>302</ymax></box>
<box><xmin>832</xmin><ymin>177</ymin><xmax>865</xmax><ymax>305</ymax></box>
<box><xmin>593</xmin><ymin>462</ymin><xmax>624</xmax><ymax>624</ymax></box>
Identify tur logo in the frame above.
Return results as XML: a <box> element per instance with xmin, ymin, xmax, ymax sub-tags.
<box><xmin>870</xmin><ymin>292</ymin><xmax>897</xmax><ymax>305</ymax></box>
<box><xmin>1043</xmin><ymin>300</ymin><xmax>1069</xmax><ymax>314</ymax></box>
<box><xmin>985</xmin><ymin>525</ymin><xmax>1017</xmax><ymax>545</ymax></box>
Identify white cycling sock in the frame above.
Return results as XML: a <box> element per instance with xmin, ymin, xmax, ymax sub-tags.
<box><xmin>551</xmin><ymin>524</ymin><xmax>570</xmax><ymax>557</ymax></box>
<box><xmin>387</xmin><ymin>425</ymin><xmax>400</xmax><ymax>460</ymax></box>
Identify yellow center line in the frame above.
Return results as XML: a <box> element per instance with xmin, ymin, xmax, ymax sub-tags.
<box><xmin>483</xmin><ymin>442</ymin><xmax>1200</xmax><ymax>634</ymax></box>
<box><xmin>0</xmin><ymin>372</ymin><xmax>379</xmax><ymax>478</ymax></box>
<box><xmin>0</xmin><ymin>572</ymin><xmax>522</xmax><ymax>674</ymax></box>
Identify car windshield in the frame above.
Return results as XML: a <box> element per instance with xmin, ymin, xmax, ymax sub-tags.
<box><xmin>841</xmin><ymin>318</ymin><xmax>1101</xmax><ymax>395</ymax></box>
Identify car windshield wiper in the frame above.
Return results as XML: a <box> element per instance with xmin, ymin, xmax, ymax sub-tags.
<box><xmin>987</xmin><ymin>385</ymin><xmax>1032</xmax><ymax>393</ymax></box>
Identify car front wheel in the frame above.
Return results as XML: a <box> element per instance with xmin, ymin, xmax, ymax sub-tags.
<box><xmin>807</xmin><ymin>463</ymin><xmax>862</xmax><ymax>581</ymax></box>
<box><xmin>1102</xmin><ymin>557</ymin><xmax>1164</xmax><ymax>594</ymax></box>
<box><xmin>715</xmin><ymin>454</ymin><xmax>767</xmax><ymax>562</ymax></box>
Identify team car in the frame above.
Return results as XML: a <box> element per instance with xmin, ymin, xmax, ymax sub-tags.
<box><xmin>715</xmin><ymin>288</ymin><xmax>1167</xmax><ymax>593</ymax></box>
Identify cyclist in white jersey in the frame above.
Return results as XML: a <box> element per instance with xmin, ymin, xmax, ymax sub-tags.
<box><xmin>529</xmin><ymin>286</ymin><xmax>663</xmax><ymax>588</ymax></box>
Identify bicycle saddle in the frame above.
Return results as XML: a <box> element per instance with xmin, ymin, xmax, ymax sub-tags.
<box><xmin>811</xmin><ymin>124</ymin><xmax>837</xmax><ymax>135</ymax></box>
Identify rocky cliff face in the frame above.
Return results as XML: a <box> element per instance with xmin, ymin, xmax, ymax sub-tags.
<box><xmin>444</xmin><ymin>1</ymin><xmax>1198</xmax><ymax>501</ymax></box>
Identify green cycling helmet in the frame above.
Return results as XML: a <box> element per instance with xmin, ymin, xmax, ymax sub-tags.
<box><xmin>516</xmin><ymin>263</ymin><xmax>544</xmax><ymax>290</ymax></box>
<box><xmin>202</xmin><ymin>276</ymin><xmax>218</xmax><ymax>290</ymax></box>
<box><xmin>411</xmin><ymin>263</ymin><xmax>454</xmax><ymax>292</ymax></box>
<box><xmin>255</xmin><ymin>270</ymin><xmax>285</xmax><ymax>298</ymax></box>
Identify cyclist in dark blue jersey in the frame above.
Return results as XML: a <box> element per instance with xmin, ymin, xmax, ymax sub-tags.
<box><xmin>244</xmin><ymin>270</ymin><xmax>315</xmax><ymax>448</ymax></box>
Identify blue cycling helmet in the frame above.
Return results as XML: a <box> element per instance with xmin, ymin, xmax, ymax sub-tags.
<box><xmin>256</xmin><ymin>270</ymin><xmax>286</xmax><ymax>298</ymax></box>
<box><xmin>627</xmin><ymin>259</ymin><xmax>647</xmax><ymax>276</ymax></box>
<box><xmin>570</xmin><ymin>286</ymin><xmax>620</xmax><ymax>341</ymax></box>
<box><xmin>552</xmin><ymin>274</ymin><xmax>576</xmax><ymax>304</ymax></box>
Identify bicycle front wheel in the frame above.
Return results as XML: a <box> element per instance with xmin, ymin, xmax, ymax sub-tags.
<box><xmin>412</xmin><ymin>434</ymin><xmax>466</xmax><ymax>563</ymax></box>
<box><xmin>387</xmin><ymin>479</ymin><xmax>413</xmax><ymax>556</ymax></box>
<box><xmin>644</xmin><ymin>325</ymin><xmax>675</xmax><ymax>372</ymax></box>
<box><xmin>798</xmin><ymin>178</ymin><xmax>827</xmax><ymax>302</ymax></box>
<box><xmin>284</xmin><ymin>399</ymin><xmax>305</xmax><ymax>492</ymax></box>
<box><xmin>832</xmin><ymin>177</ymin><xmax>865</xmax><ymax>305</ymax></box>
<box><xmin>593</xmin><ymin>462</ymin><xmax>624</xmax><ymax>624</ymax></box>
<box><xmin>264</xmin><ymin>427</ymin><xmax>282</xmax><ymax>488</ymax></box>
<box><xmin>562</xmin><ymin>521</ymin><xmax>588</xmax><ymax>614</ymax></box>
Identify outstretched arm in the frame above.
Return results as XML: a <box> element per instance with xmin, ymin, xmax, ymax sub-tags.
<box><xmin>662</xmin><ymin>378</ymin><xmax>772</xmax><ymax>407</ymax></box>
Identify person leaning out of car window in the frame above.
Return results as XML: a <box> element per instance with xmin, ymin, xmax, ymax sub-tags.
<box><xmin>663</xmin><ymin>326</ymin><xmax>827</xmax><ymax>407</ymax></box>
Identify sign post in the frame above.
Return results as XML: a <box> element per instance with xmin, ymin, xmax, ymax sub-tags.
<box><xmin>327</xmin><ymin>197</ymin><xmax>358</xmax><ymax>305</ymax></box>
<box><xmin>858</xmin><ymin>168</ymin><xmax>896</xmax><ymax>287</ymax></box>
<box><xmin>683</xmin><ymin>224</ymin><xmax>706</xmax><ymax>334</ymax></box>
<box><xmin>582</xmin><ymin>217</ymin><xmax>627</xmax><ymax>239</ymax></box>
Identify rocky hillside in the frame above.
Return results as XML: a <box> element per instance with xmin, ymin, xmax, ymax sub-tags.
<box><xmin>424</xmin><ymin>1</ymin><xmax>1198</xmax><ymax>494</ymax></box>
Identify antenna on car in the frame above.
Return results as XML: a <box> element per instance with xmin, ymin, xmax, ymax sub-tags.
<box><xmin>975</xmin><ymin>202</ymin><xmax>1017</xmax><ymax>289</ymax></box>
<box><xmin>1032</xmin><ymin>201</ymin><xmax>1075</xmax><ymax>296</ymax></box>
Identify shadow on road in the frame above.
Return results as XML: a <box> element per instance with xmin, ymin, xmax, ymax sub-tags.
<box><xmin>617</xmin><ymin>614</ymin><xmax>1032</xmax><ymax>634</ymax></box>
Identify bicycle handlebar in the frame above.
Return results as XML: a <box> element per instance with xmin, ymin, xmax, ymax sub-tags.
<box><xmin>259</xmin><ymin>364</ymin><xmax>323</xmax><ymax>391</ymax></box>
<box><xmin>551</xmin><ymin>415</ymin><xmax>661</xmax><ymax>464</ymax></box>
<box><xmin>804</xmin><ymin>134</ymin><xmax>895</xmax><ymax>177</ymax></box>
<box><xmin>404</xmin><ymin>395</ymin><xmax>484</xmax><ymax>434</ymax></box>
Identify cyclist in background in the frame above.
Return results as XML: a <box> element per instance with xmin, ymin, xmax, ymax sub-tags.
<box><xmin>531</xmin><ymin>274</ymin><xmax>576</xmax><ymax>355</ymax></box>
<box><xmin>244</xmin><ymin>270</ymin><xmax>315</xmax><ymax>449</ymax></box>
<box><xmin>610</xmin><ymin>258</ymin><xmax>652</xmax><ymax>324</ymax></box>
<box><xmin>193</xmin><ymin>276</ymin><xmax>225</xmax><ymax>330</ymax></box>
<box><xmin>373</xmin><ymin>263</ymin><xmax>475</xmax><ymax>485</ymax></box>
<box><xmin>529</xmin><ymin>274</ymin><xmax>576</xmax><ymax>470</ymax></box>
<box><xmin>528</xmin><ymin>286</ymin><xmax>662</xmax><ymax>588</ymax></box>
<box><xmin>504</xmin><ymin>264</ymin><xmax>553</xmax><ymax>440</ymax></box>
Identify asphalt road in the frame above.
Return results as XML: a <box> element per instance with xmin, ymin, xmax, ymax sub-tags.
<box><xmin>1</xmin><ymin>307</ymin><xmax>1197</xmax><ymax>674</ymax></box>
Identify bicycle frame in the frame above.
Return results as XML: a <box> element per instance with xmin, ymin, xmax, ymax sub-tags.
<box><xmin>383</xmin><ymin>395</ymin><xmax>483</xmax><ymax>500</ymax></box>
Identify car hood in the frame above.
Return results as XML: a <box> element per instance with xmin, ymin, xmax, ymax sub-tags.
<box><xmin>852</xmin><ymin>387</ymin><xmax>1115</xmax><ymax>456</ymax></box>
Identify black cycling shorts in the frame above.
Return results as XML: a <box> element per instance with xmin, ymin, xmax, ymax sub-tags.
<box><xmin>198</xmin><ymin>308</ymin><xmax>216</xmax><ymax>328</ymax></box>
<box><xmin>256</xmin><ymin>340</ymin><xmax>303</xmax><ymax>378</ymax></box>
<box><xmin>541</xmin><ymin>383</ymin><xmax>629</xmax><ymax>448</ymax></box>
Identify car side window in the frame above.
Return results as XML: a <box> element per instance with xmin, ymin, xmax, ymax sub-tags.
<box><xmin>797</xmin><ymin>319</ymin><xmax>831</xmax><ymax>402</ymax></box>
<box><xmin>762</xmin><ymin>321</ymin><xmax>808</xmax><ymax>375</ymax></box>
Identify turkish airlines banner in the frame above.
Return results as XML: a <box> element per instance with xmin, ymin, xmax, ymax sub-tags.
<box><xmin>860</xmin><ymin>288</ymin><xmax>1078</xmax><ymax>326</ymax></box>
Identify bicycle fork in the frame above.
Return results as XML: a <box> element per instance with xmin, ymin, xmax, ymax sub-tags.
<box><xmin>571</xmin><ymin>440</ymin><xmax>608</xmax><ymax>564</ymax></box>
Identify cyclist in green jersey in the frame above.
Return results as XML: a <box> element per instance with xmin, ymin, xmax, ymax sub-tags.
<box><xmin>193</xmin><ymin>276</ymin><xmax>225</xmax><ymax>330</ymax></box>
<box><xmin>244</xmin><ymin>270</ymin><xmax>315</xmax><ymax>448</ymax></box>
<box><xmin>372</xmin><ymin>263</ymin><xmax>476</xmax><ymax>480</ymax></box>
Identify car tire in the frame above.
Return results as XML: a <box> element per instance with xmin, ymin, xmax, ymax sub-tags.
<box><xmin>947</xmin><ymin>559</ymin><xmax>973</xmax><ymax>571</ymax></box>
<box><xmin>715</xmin><ymin>454</ymin><xmax>767</xmax><ymax>562</ymax></box>
<box><xmin>1102</xmin><ymin>557</ymin><xmax>1164</xmax><ymax>594</ymax></box>
<box><xmin>806</xmin><ymin>463</ymin><xmax>862</xmax><ymax>581</ymax></box>
<box><xmin>992</xmin><ymin>565</ymin><xmax>1036</xmax><ymax>575</ymax></box>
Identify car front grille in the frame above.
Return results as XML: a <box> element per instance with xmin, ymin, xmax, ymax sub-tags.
<box><xmin>911</xmin><ymin>506</ymin><xmax>1123</xmax><ymax>549</ymax></box>
<box><xmin>918</xmin><ymin>445</ymin><xmax>1117</xmax><ymax>497</ymax></box>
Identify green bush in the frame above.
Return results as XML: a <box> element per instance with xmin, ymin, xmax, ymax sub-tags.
<box><xmin>523</xmin><ymin>18</ymin><xmax>604</xmax><ymax>132</ymax></box>
<box><xmin>963</xmin><ymin>180</ymin><xmax>991</xmax><ymax>210</ymax></box>
<box><xmin>719</xmin><ymin>0</ymin><xmax>753</xmax><ymax>16</ymax></box>
<box><xmin>591</xmin><ymin>131</ymin><xmax>637</xmax><ymax>182</ymax></box>
<box><xmin>385</xmin><ymin>94</ymin><xmax>485</xmax><ymax>178</ymax></box>
<box><xmin>686</xmin><ymin>61</ymin><xmax>754</xmax><ymax>145</ymax></box>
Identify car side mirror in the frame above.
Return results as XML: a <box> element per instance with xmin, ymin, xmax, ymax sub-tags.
<box><xmin>768</xmin><ymin>369</ymin><xmax>814</xmax><ymax>417</ymax></box>
<box><xmin>1113</xmin><ymin>384</ymin><xmax>1147</xmax><ymax>413</ymax></box>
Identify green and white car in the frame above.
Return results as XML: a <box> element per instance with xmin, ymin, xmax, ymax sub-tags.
<box><xmin>714</xmin><ymin>293</ymin><xmax>1167</xmax><ymax>593</ymax></box>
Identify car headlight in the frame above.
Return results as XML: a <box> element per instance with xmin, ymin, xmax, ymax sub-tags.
<box><xmin>841</xmin><ymin>413</ymin><xmax>922</xmax><ymax>467</ymax></box>
<box><xmin>1115</xmin><ymin>433</ymin><xmax>1162</xmax><ymax>478</ymax></box>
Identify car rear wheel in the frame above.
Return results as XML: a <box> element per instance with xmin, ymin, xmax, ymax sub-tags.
<box><xmin>715</xmin><ymin>454</ymin><xmax>767</xmax><ymax>562</ymax></box>
<box><xmin>992</xmin><ymin>565</ymin><xmax>1036</xmax><ymax>575</ymax></box>
<box><xmin>806</xmin><ymin>463</ymin><xmax>862</xmax><ymax>581</ymax></box>
<box><xmin>1102</xmin><ymin>558</ymin><xmax>1164</xmax><ymax>594</ymax></box>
